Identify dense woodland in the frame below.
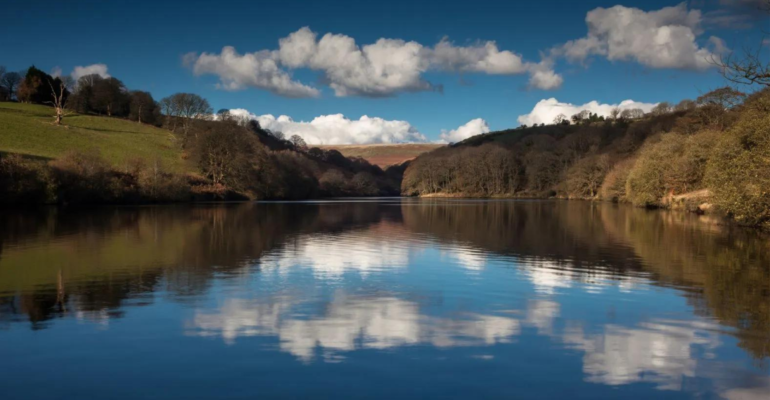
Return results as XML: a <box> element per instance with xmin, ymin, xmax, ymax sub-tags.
<box><xmin>0</xmin><ymin>66</ymin><xmax>404</xmax><ymax>204</ymax></box>
<box><xmin>402</xmin><ymin>86</ymin><xmax>770</xmax><ymax>228</ymax></box>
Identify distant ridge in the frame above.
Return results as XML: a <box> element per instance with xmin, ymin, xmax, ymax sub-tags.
<box><xmin>318</xmin><ymin>143</ymin><xmax>442</xmax><ymax>168</ymax></box>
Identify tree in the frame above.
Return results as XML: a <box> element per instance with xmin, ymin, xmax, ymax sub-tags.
<box><xmin>48</xmin><ymin>76</ymin><xmax>73</xmax><ymax>125</ymax></box>
<box><xmin>709</xmin><ymin>1</ymin><xmax>770</xmax><ymax>86</ymax></box>
<box><xmin>610</xmin><ymin>107</ymin><xmax>621</xmax><ymax>120</ymax></box>
<box><xmin>1</xmin><ymin>71</ymin><xmax>21</xmax><ymax>100</ymax></box>
<box><xmin>696</xmin><ymin>87</ymin><xmax>746</xmax><ymax>110</ymax></box>
<box><xmin>92</xmin><ymin>77</ymin><xmax>128</xmax><ymax>117</ymax></box>
<box><xmin>192</xmin><ymin>122</ymin><xmax>265</xmax><ymax>192</ymax></box>
<box><xmin>674</xmin><ymin>99</ymin><xmax>697</xmax><ymax>112</ymax></box>
<box><xmin>706</xmin><ymin>89</ymin><xmax>770</xmax><ymax>227</ymax></box>
<box><xmin>651</xmin><ymin>102</ymin><xmax>672</xmax><ymax>116</ymax></box>
<box><xmin>571</xmin><ymin>110</ymin><xmax>590</xmax><ymax>124</ymax></box>
<box><xmin>553</xmin><ymin>114</ymin><xmax>568</xmax><ymax>125</ymax></box>
<box><xmin>129</xmin><ymin>91</ymin><xmax>158</xmax><ymax>125</ymax></box>
<box><xmin>289</xmin><ymin>134</ymin><xmax>308</xmax><ymax>151</ymax></box>
<box><xmin>160</xmin><ymin>93</ymin><xmax>212</xmax><ymax>146</ymax></box>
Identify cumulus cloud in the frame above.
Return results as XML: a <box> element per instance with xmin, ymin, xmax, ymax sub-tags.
<box><xmin>517</xmin><ymin>98</ymin><xmax>658</xmax><ymax>126</ymax></box>
<box><xmin>560</xmin><ymin>3</ymin><xmax>720</xmax><ymax>70</ymax></box>
<box><xmin>438</xmin><ymin>118</ymin><xmax>490</xmax><ymax>143</ymax></box>
<box><xmin>186</xmin><ymin>27</ymin><xmax>561</xmax><ymax>98</ymax></box>
<box><xmin>229</xmin><ymin>108</ymin><xmax>488</xmax><ymax>145</ymax></box>
<box><xmin>70</xmin><ymin>63</ymin><xmax>111</xmax><ymax>82</ymax></box>
<box><xmin>185</xmin><ymin>46</ymin><xmax>320</xmax><ymax>98</ymax></box>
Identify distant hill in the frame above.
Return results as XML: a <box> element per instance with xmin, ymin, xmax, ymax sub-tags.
<box><xmin>0</xmin><ymin>102</ymin><xmax>189</xmax><ymax>172</ymax></box>
<box><xmin>318</xmin><ymin>143</ymin><xmax>443</xmax><ymax>168</ymax></box>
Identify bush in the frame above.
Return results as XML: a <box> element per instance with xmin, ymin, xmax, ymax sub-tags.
<box><xmin>706</xmin><ymin>106</ymin><xmax>770</xmax><ymax>228</ymax></box>
<box><xmin>49</xmin><ymin>150</ymin><xmax>122</xmax><ymax>204</ymax></box>
<box><xmin>599</xmin><ymin>158</ymin><xmax>635</xmax><ymax>202</ymax></box>
<box><xmin>626</xmin><ymin>130</ymin><xmax>718</xmax><ymax>207</ymax></box>
<box><xmin>0</xmin><ymin>154</ymin><xmax>54</xmax><ymax>204</ymax></box>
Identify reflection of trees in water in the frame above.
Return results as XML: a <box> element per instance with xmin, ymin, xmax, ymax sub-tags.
<box><xmin>1</xmin><ymin>201</ymin><xmax>768</xmax><ymax>360</ymax></box>
<box><xmin>597</xmin><ymin>206</ymin><xmax>770</xmax><ymax>359</ymax></box>
<box><xmin>0</xmin><ymin>202</ymin><xmax>396</xmax><ymax>329</ymax></box>
<box><xmin>402</xmin><ymin>200</ymin><xmax>770</xmax><ymax>360</ymax></box>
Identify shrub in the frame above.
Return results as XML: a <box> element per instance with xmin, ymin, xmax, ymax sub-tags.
<box><xmin>706</xmin><ymin>106</ymin><xmax>770</xmax><ymax>228</ymax></box>
<box><xmin>0</xmin><ymin>154</ymin><xmax>54</xmax><ymax>204</ymax></box>
<box><xmin>49</xmin><ymin>150</ymin><xmax>121</xmax><ymax>204</ymax></box>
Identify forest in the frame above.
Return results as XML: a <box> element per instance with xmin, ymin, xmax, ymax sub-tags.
<box><xmin>402</xmin><ymin>86</ymin><xmax>770</xmax><ymax>229</ymax></box>
<box><xmin>0</xmin><ymin>66</ymin><xmax>404</xmax><ymax>205</ymax></box>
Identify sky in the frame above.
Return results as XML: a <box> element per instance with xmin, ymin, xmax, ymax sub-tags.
<box><xmin>1</xmin><ymin>0</ymin><xmax>768</xmax><ymax>144</ymax></box>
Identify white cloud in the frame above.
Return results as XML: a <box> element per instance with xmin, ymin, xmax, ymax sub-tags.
<box><xmin>70</xmin><ymin>63</ymin><xmax>111</xmax><ymax>82</ymax></box>
<box><xmin>185</xmin><ymin>46</ymin><xmax>320</xmax><ymax>98</ymax></box>
<box><xmin>187</xmin><ymin>27</ymin><xmax>561</xmax><ymax>98</ymax></box>
<box><xmin>517</xmin><ymin>98</ymin><xmax>658</xmax><ymax>126</ymax></box>
<box><xmin>229</xmin><ymin>108</ymin><xmax>487</xmax><ymax>145</ymax></box>
<box><xmin>255</xmin><ymin>113</ymin><xmax>427</xmax><ymax>145</ymax></box>
<box><xmin>561</xmin><ymin>4</ymin><xmax>720</xmax><ymax>70</ymax></box>
<box><xmin>528</xmin><ymin>66</ymin><xmax>564</xmax><ymax>90</ymax></box>
<box><xmin>438</xmin><ymin>118</ymin><xmax>490</xmax><ymax>143</ymax></box>
<box><xmin>50</xmin><ymin>66</ymin><xmax>63</xmax><ymax>78</ymax></box>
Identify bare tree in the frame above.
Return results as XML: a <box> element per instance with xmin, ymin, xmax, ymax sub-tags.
<box><xmin>289</xmin><ymin>134</ymin><xmax>308</xmax><ymax>151</ymax></box>
<box><xmin>48</xmin><ymin>76</ymin><xmax>73</xmax><ymax>125</ymax></box>
<box><xmin>711</xmin><ymin>1</ymin><xmax>770</xmax><ymax>86</ymax></box>
<box><xmin>553</xmin><ymin>114</ymin><xmax>568</xmax><ymax>125</ymax></box>
<box><xmin>1</xmin><ymin>72</ymin><xmax>22</xmax><ymax>100</ymax></box>
<box><xmin>610</xmin><ymin>107</ymin><xmax>621</xmax><ymax>120</ymax></box>
<box><xmin>651</xmin><ymin>102</ymin><xmax>672</xmax><ymax>116</ymax></box>
<box><xmin>160</xmin><ymin>93</ymin><xmax>212</xmax><ymax>146</ymax></box>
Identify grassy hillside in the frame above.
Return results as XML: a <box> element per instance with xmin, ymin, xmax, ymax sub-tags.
<box><xmin>318</xmin><ymin>143</ymin><xmax>442</xmax><ymax>167</ymax></box>
<box><xmin>0</xmin><ymin>102</ymin><xmax>188</xmax><ymax>172</ymax></box>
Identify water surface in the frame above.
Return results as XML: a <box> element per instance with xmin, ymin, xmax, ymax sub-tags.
<box><xmin>1</xmin><ymin>199</ymin><xmax>769</xmax><ymax>399</ymax></box>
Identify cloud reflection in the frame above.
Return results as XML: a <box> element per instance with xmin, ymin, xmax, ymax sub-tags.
<box><xmin>261</xmin><ymin>233</ymin><xmax>411</xmax><ymax>278</ymax></box>
<box><xmin>189</xmin><ymin>293</ymin><xmax>519</xmax><ymax>361</ymax></box>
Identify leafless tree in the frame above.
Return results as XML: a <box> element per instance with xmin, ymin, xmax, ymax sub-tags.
<box><xmin>553</xmin><ymin>114</ymin><xmax>568</xmax><ymax>125</ymax></box>
<box><xmin>610</xmin><ymin>107</ymin><xmax>621</xmax><ymax>120</ymax></box>
<box><xmin>48</xmin><ymin>76</ymin><xmax>73</xmax><ymax>125</ymax></box>
<box><xmin>711</xmin><ymin>1</ymin><xmax>770</xmax><ymax>86</ymax></box>
<box><xmin>289</xmin><ymin>135</ymin><xmax>308</xmax><ymax>151</ymax></box>
<box><xmin>160</xmin><ymin>93</ymin><xmax>212</xmax><ymax>147</ymax></box>
<box><xmin>1</xmin><ymin>71</ymin><xmax>22</xmax><ymax>100</ymax></box>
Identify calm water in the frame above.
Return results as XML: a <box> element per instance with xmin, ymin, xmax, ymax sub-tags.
<box><xmin>1</xmin><ymin>199</ymin><xmax>769</xmax><ymax>399</ymax></box>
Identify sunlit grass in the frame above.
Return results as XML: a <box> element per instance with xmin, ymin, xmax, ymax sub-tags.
<box><xmin>0</xmin><ymin>102</ymin><xmax>190</xmax><ymax>172</ymax></box>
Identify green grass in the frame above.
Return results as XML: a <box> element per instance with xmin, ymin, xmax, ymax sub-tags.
<box><xmin>0</xmin><ymin>102</ymin><xmax>190</xmax><ymax>172</ymax></box>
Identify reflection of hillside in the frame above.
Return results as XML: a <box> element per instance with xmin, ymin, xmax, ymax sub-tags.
<box><xmin>597</xmin><ymin>206</ymin><xmax>770</xmax><ymax>359</ymax></box>
<box><xmin>401</xmin><ymin>200</ymin><xmax>646</xmax><ymax>272</ymax></box>
<box><xmin>401</xmin><ymin>200</ymin><xmax>770</xmax><ymax>360</ymax></box>
<box><xmin>0</xmin><ymin>202</ymin><xmax>397</xmax><ymax>329</ymax></box>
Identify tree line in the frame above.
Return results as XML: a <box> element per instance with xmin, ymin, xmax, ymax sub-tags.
<box><xmin>0</xmin><ymin>65</ymin><xmax>404</xmax><ymax>204</ymax></box>
<box><xmin>403</xmin><ymin>86</ymin><xmax>770</xmax><ymax>229</ymax></box>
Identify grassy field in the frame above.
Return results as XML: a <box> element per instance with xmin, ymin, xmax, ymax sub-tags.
<box><xmin>319</xmin><ymin>143</ymin><xmax>443</xmax><ymax>167</ymax></box>
<box><xmin>0</xmin><ymin>102</ymin><xmax>189</xmax><ymax>172</ymax></box>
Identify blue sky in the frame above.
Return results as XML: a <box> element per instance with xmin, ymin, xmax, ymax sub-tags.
<box><xmin>1</xmin><ymin>0</ymin><xmax>767</xmax><ymax>143</ymax></box>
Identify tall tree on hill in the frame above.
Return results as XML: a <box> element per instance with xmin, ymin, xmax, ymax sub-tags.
<box><xmin>49</xmin><ymin>76</ymin><xmax>73</xmax><ymax>125</ymax></box>
<box><xmin>1</xmin><ymin>71</ymin><xmax>22</xmax><ymax>100</ymax></box>
<box><xmin>17</xmin><ymin>66</ymin><xmax>65</xmax><ymax>104</ymax></box>
<box><xmin>92</xmin><ymin>77</ymin><xmax>128</xmax><ymax>117</ymax></box>
<box><xmin>67</xmin><ymin>74</ymin><xmax>104</xmax><ymax>113</ymax></box>
<box><xmin>160</xmin><ymin>93</ymin><xmax>212</xmax><ymax>147</ymax></box>
<box><xmin>129</xmin><ymin>91</ymin><xmax>158</xmax><ymax>125</ymax></box>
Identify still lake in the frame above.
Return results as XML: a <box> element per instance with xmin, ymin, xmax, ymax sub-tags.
<box><xmin>1</xmin><ymin>199</ymin><xmax>769</xmax><ymax>399</ymax></box>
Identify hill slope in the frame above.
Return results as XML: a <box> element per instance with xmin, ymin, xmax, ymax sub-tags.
<box><xmin>0</xmin><ymin>103</ymin><xmax>188</xmax><ymax>172</ymax></box>
<box><xmin>318</xmin><ymin>143</ymin><xmax>442</xmax><ymax>167</ymax></box>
